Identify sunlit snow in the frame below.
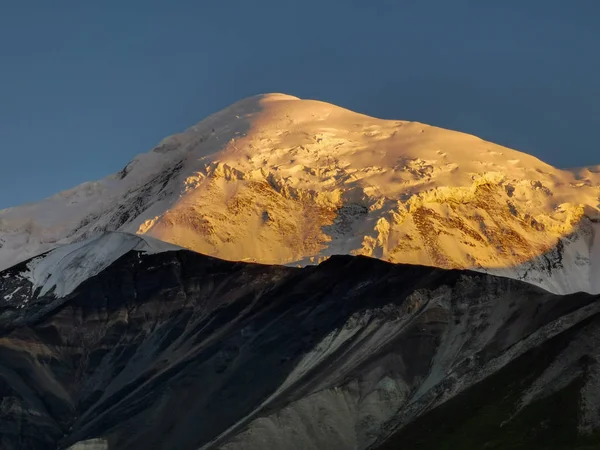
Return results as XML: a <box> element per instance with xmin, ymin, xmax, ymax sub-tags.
<box><xmin>0</xmin><ymin>93</ymin><xmax>599</xmax><ymax>294</ymax></box>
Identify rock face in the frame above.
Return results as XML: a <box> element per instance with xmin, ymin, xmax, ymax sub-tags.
<box><xmin>0</xmin><ymin>94</ymin><xmax>599</xmax><ymax>294</ymax></box>
<box><xmin>66</xmin><ymin>439</ymin><xmax>108</xmax><ymax>450</ymax></box>
<box><xmin>0</xmin><ymin>232</ymin><xmax>599</xmax><ymax>450</ymax></box>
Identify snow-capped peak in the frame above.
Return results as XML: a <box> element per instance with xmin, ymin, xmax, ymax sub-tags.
<box><xmin>0</xmin><ymin>93</ymin><xmax>599</xmax><ymax>294</ymax></box>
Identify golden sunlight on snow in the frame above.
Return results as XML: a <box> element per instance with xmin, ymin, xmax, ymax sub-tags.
<box><xmin>137</xmin><ymin>95</ymin><xmax>600</xmax><ymax>274</ymax></box>
<box><xmin>0</xmin><ymin>94</ymin><xmax>599</xmax><ymax>294</ymax></box>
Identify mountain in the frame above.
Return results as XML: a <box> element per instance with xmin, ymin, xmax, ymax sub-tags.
<box><xmin>0</xmin><ymin>232</ymin><xmax>599</xmax><ymax>450</ymax></box>
<box><xmin>0</xmin><ymin>94</ymin><xmax>599</xmax><ymax>294</ymax></box>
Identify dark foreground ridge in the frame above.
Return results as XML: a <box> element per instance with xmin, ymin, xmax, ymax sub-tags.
<box><xmin>0</xmin><ymin>242</ymin><xmax>599</xmax><ymax>449</ymax></box>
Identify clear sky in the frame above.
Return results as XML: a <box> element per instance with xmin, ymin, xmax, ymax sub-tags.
<box><xmin>1</xmin><ymin>1</ymin><xmax>598</xmax><ymax>209</ymax></box>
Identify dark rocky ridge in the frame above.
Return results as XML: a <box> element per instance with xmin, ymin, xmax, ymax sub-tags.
<box><xmin>0</xmin><ymin>242</ymin><xmax>598</xmax><ymax>449</ymax></box>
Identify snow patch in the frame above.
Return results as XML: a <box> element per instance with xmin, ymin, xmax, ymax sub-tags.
<box><xmin>21</xmin><ymin>232</ymin><xmax>181</xmax><ymax>298</ymax></box>
<box><xmin>3</xmin><ymin>286</ymin><xmax>23</xmax><ymax>301</ymax></box>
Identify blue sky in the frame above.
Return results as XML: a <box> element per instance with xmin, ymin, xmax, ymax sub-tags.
<box><xmin>1</xmin><ymin>1</ymin><xmax>598</xmax><ymax>208</ymax></box>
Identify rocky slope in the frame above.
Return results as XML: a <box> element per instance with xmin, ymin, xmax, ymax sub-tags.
<box><xmin>0</xmin><ymin>94</ymin><xmax>598</xmax><ymax>294</ymax></box>
<box><xmin>0</xmin><ymin>232</ymin><xmax>599</xmax><ymax>450</ymax></box>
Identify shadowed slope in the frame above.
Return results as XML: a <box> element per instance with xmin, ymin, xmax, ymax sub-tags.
<box><xmin>373</xmin><ymin>313</ymin><xmax>600</xmax><ymax>450</ymax></box>
<box><xmin>0</xmin><ymin>234</ymin><xmax>599</xmax><ymax>449</ymax></box>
